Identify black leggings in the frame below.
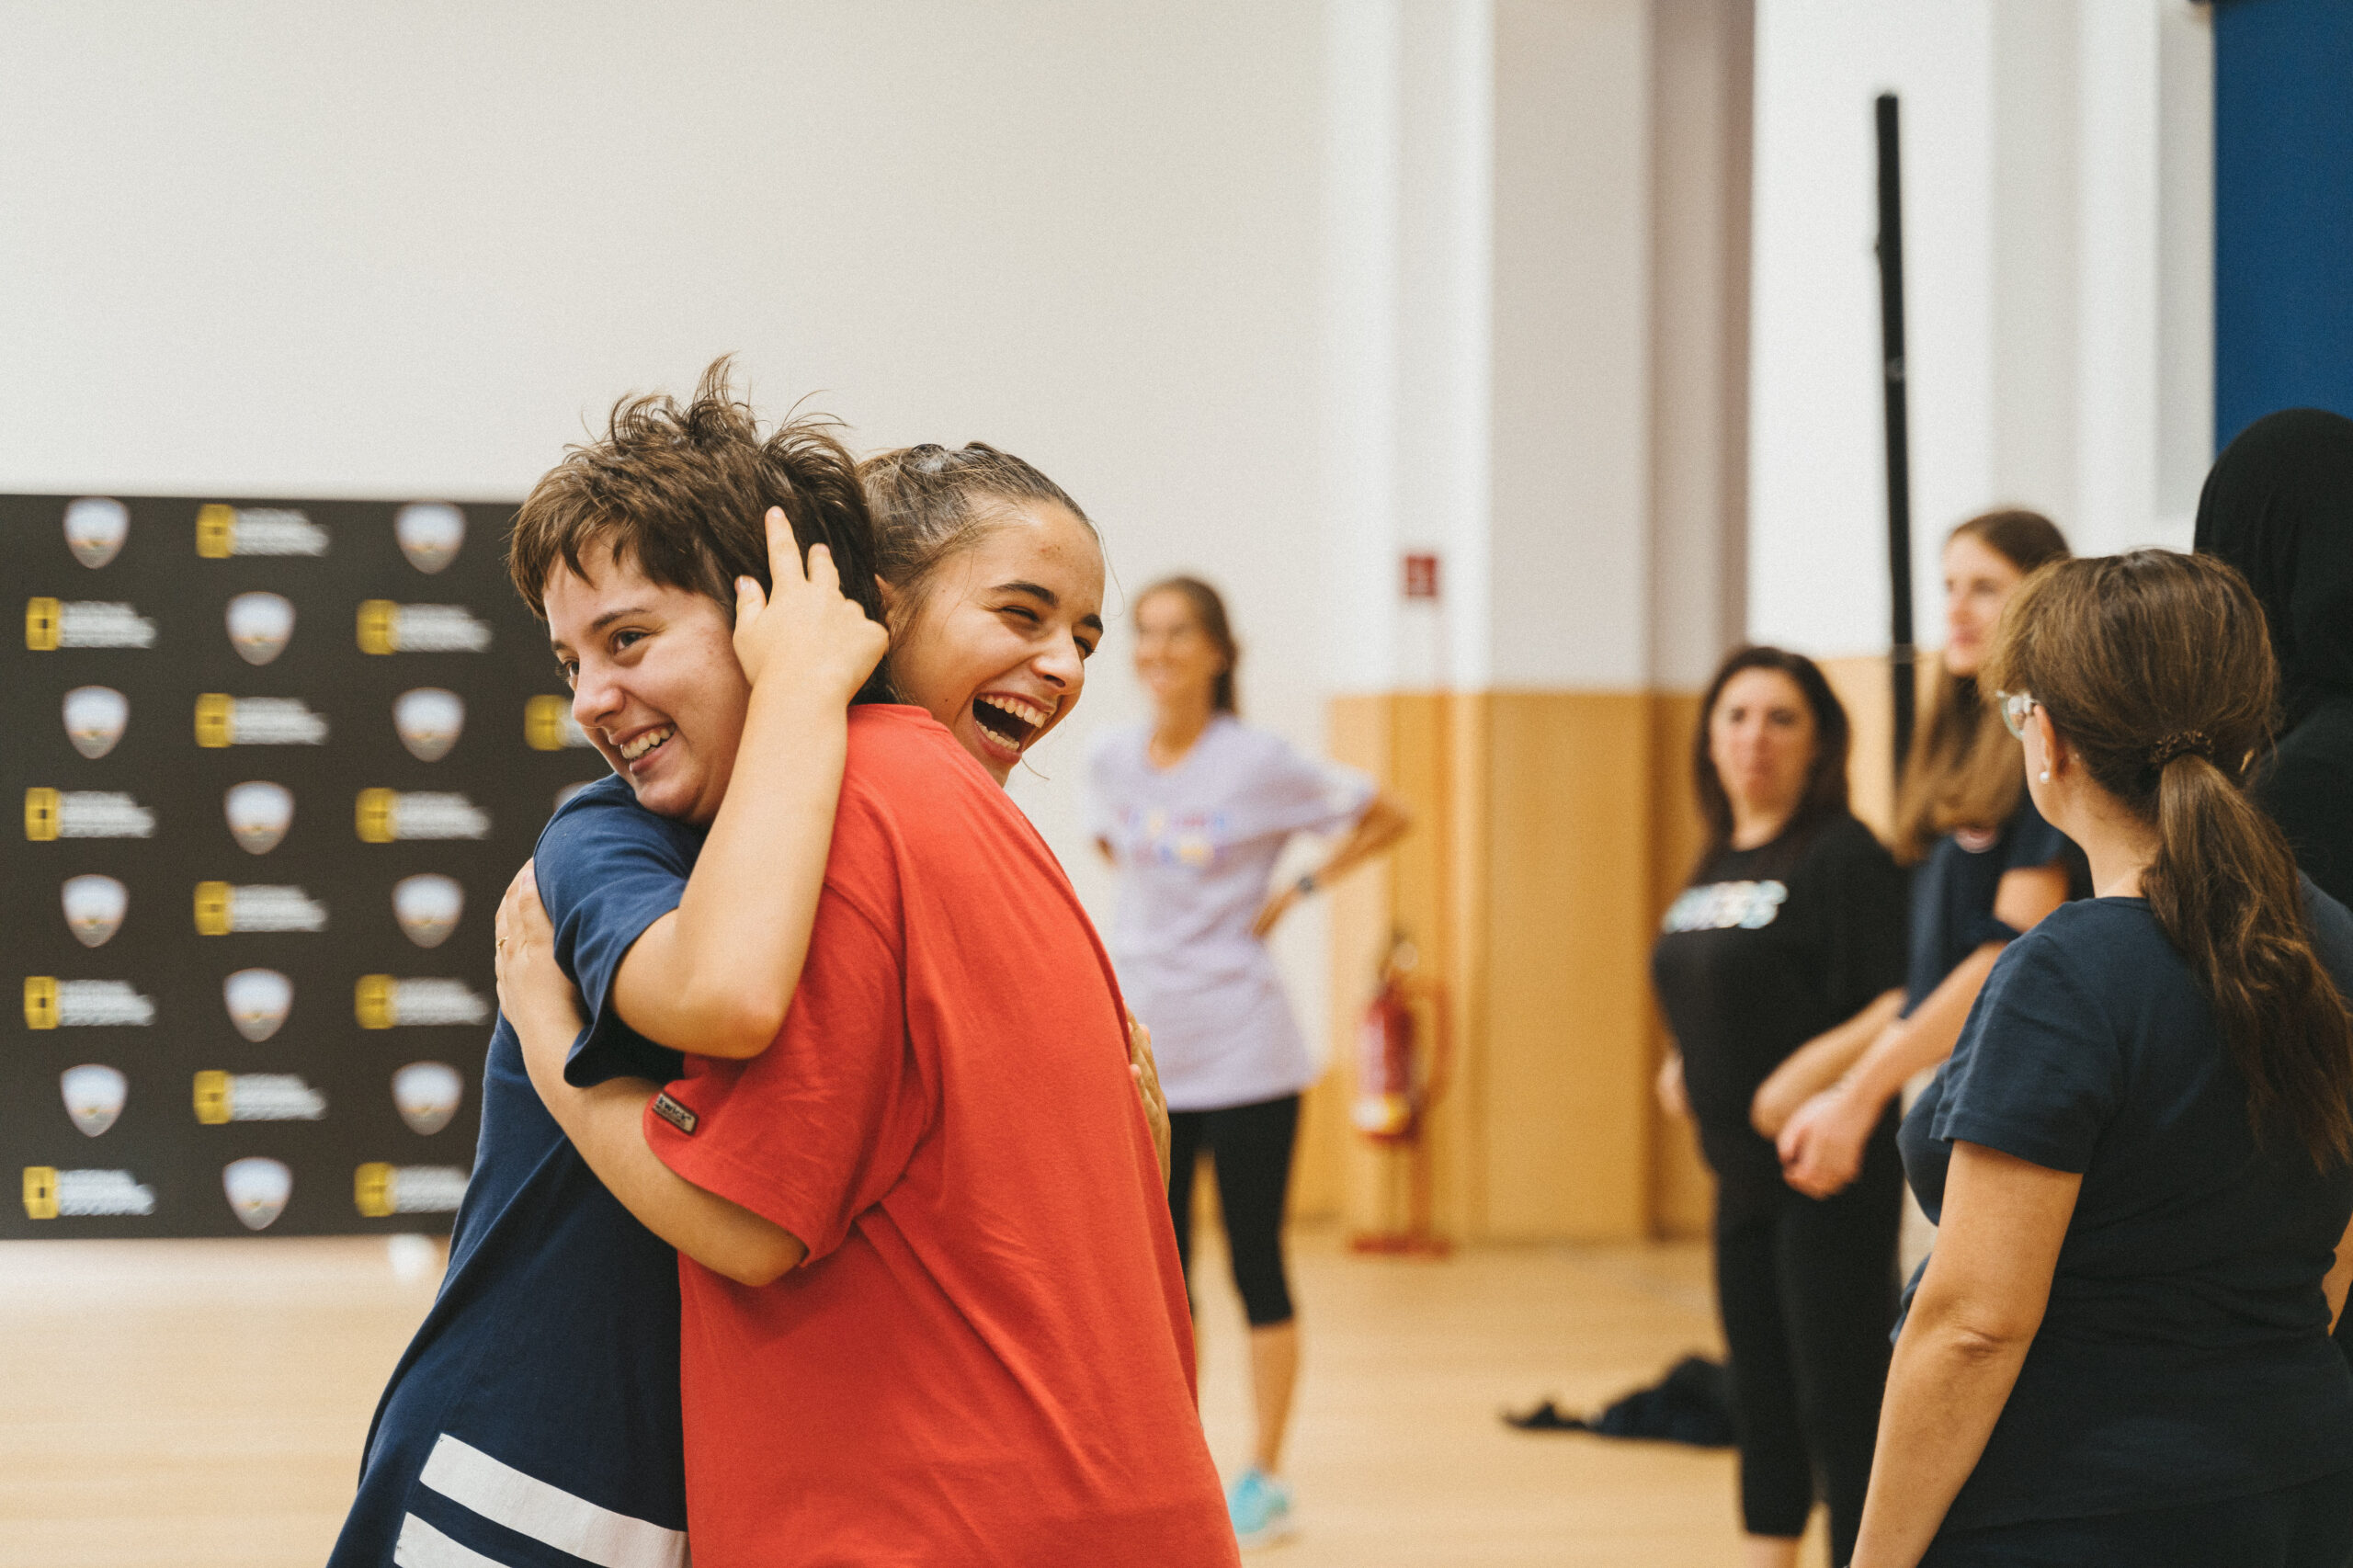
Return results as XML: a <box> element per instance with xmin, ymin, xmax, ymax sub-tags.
<box><xmin>1711</xmin><ymin>1120</ymin><xmax>1903</xmax><ymax>1564</ymax></box>
<box><xmin>1166</xmin><ymin>1094</ymin><xmax>1299</xmax><ymax>1328</ymax></box>
<box><xmin>1920</xmin><ymin>1467</ymin><xmax>2353</xmax><ymax>1568</ymax></box>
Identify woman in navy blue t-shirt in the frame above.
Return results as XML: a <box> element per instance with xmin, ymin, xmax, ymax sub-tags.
<box><xmin>1770</xmin><ymin>511</ymin><xmax>2080</xmax><ymax>1199</ymax></box>
<box><xmin>1850</xmin><ymin>551</ymin><xmax>2353</xmax><ymax>1567</ymax></box>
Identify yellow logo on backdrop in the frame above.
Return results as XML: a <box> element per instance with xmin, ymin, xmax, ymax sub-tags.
<box><xmin>23</xmin><ymin>1167</ymin><xmax>58</xmax><ymax>1221</ymax></box>
<box><xmin>355</xmin><ymin>975</ymin><xmax>395</xmax><ymax>1030</ymax></box>
<box><xmin>26</xmin><ymin>597</ymin><xmax>61</xmax><ymax>651</ymax></box>
<box><xmin>24</xmin><ymin>977</ymin><xmax>58</xmax><ymax>1029</ymax></box>
<box><xmin>24</xmin><ymin>788</ymin><xmax>60</xmax><ymax>842</ymax></box>
<box><xmin>196</xmin><ymin>505</ymin><xmax>235</xmax><ymax>558</ymax></box>
<box><xmin>193</xmin><ymin>881</ymin><xmax>233</xmax><ymax>937</ymax></box>
<box><xmin>525</xmin><ymin>695</ymin><xmax>572</xmax><ymax>752</ymax></box>
<box><xmin>194</xmin><ymin>693</ymin><xmax>233</xmax><ymax>748</ymax></box>
<box><xmin>192</xmin><ymin>1071</ymin><xmax>232</xmax><ymax>1125</ymax></box>
<box><xmin>355</xmin><ymin>1162</ymin><xmax>394</xmax><ymax>1218</ymax></box>
<box><xmin>357</xmin><ymin>600</ymin><xmax>397</xmax><ymax>655</ymax></box>
<box><xmin>356</xmin><ymin>789</ymin><xmax>396</xmax><ymax>844</ymax></box>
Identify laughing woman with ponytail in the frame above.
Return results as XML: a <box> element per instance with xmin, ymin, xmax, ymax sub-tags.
<box><xmin>1849</xmin><ymin>551</ymin><xmax>2353</xmax><ymax>1568</ymax></box>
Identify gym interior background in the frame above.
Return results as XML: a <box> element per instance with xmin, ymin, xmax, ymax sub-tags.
<box><xmin>3</xmin><ymin>2</ymin><xmax>2346</xmax><ymax>1563</ymax></box>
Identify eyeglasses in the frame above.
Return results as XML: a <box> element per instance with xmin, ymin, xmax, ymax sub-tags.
<box><xmin>1996</xmin><ymin>690</ymin><xmax>2039</xmax><ymax>739</ymax></box>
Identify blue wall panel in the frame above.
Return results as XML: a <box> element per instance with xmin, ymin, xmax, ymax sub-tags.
<box><xmin>2214</xmin><ymin>0</ymin><xmax>2353</xmax><ymax>447</ymax></box>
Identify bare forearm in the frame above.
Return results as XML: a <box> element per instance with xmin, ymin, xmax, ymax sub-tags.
<box><xmin>1851</xmin><ymin>1326</ymin><xmax>2031</xmax><ymax>1566</ymax></box>
<box><xmin>1846</xmin><ymin>946</ymin><xmax>2000</xmax><ymax>1110</ymax></box>
<box><xmin>544</xmin><ymin>1074</ymin><xmax>806</xmax><ymax>1284</ymax></box>
<box><xmin>623</xmin><ymin>684</ymin><xmax>847</xmax><ymax>1055</ymax></box>
<box><xmin>1314</xmin><ymin>797</ymin><xmax>1409</xmax><ymax>887</ymax></box>
<box><xmin>1755</xmin><ymin>989</ymin><xmax>1904</xmax><ymax>1135</ymax></box>
<box><xmin>509</xmin><ymin>994</ymin><xmax>806</xmax><ymax>1284</ymax></box>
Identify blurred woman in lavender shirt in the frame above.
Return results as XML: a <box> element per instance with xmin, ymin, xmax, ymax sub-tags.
<box><xmin>1089</xmin><ymin>576</ymin><xmax>1408</xmax><ymax>1550</ymax></box>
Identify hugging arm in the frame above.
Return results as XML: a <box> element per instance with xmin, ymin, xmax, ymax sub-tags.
<box><xmin>499</xmin><ymin>866</ymin><xmax>808</xmax><ymax>1286</ymax></box>
<box><xmin>608</xmin><ymin>512</ymin><xmax>888</xmax><ymax>1061</ymax></box>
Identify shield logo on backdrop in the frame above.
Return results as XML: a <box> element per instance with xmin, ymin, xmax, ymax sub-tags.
<box><xmin>63</xmin><ymin>686</ymin><xmax>129</xmax><ymax>759</ymax></box>
<box><xmin>223</xmin><ymin>969</ymin><xmax>293</xmax><ymax>1042</ymax></box>
<box><xmin>392</xmin><ymin>1062</ymin><xmax>464</xmax><ymax>1135</ymax></box>
<box><xmin>224</xmin><ymin>781</ymin><xmax>294</xmax><ymax>855</ymax></box>
<box><xmin>393</xmin><ymin>688</ymin><xmax>465</xmax><ymax>762</ymax></box>
<box><xmin>395</xmin><ymin>503</ymin><xmax>465</xmax><ymax>574</ymax></box>
<box><xmin>62</xmin><ymin>876</ymin><xmax>127</xmax><ymax>948</ymax></box>
<box><xmin>63</xmin><ymin>498</ymin><xmax>129</xmax><ymax>569</ymax></box>
<box><xmin>392</xmin><ymin>875</ymin><xmax>464</xmax><ymax>949</ymax></box>
<box><xmin>222</xmin><ymin>1156</ymin><xmax>292</xmax><ymax>1231</ymax></box>
<box><xmin>225</xmin><ymin>592</ymin><xmax>296</xmax><ymax>666</ymax></box>
<box><xmin>60</xmin><ymin>1064</ymin><xmax>128</xmax><ymax>1137</ymax></box>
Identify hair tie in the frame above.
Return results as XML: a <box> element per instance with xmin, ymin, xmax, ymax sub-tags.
<box><xmin>2149</xmin><ymin>730</ymin><xmax>2211</xmax><ymax>769</ymax></box>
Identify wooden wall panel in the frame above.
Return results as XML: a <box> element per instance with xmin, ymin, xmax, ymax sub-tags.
<box><xmin>1646</xmin><ymin>689</ymin><xmax>1716</xmax><ymax>1239</ymax></box>
<box><xmin>1476</xmin><ymin>692</ymin><xmax>1654</xmax><ymax>1241</ymax></box>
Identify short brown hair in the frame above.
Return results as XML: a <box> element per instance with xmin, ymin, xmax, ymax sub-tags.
<box><xmin>1986</xmin><ymin>549</ymin><xmax>2353</xmax><ymax>1166</ymax></box>
<box><xmin>507</xmin><ymin>357</ymin><xmax>892</xmax><ymax>703</ymax></box>
<box><xmin>1689</xmin><ymin>645</ymin><xmax>1854</xmax><ymax>867</ymax></box>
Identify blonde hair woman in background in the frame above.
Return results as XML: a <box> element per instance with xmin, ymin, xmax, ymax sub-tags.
<box><xmin>1090</xmin><ymin>576</ymin><xmax>1408</xmax><ymax>1551</ymax></box>
<box><xmin>1765</xmin><ymin>511</ymin><xmax>2083</xmax><ymax>1199</ymax></box>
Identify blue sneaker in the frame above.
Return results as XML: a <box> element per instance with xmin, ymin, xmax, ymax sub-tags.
<box><xmin>1226</xmin><ymin>1467</ymin><xmax>1295</xmax><ymax>1550</ymax></box>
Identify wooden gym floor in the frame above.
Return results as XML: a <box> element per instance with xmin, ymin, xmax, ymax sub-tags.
<box><xmin>0</xmin><ymin>1226</ymin><xmax>1832</xmax><ymax>1566</ymax></box>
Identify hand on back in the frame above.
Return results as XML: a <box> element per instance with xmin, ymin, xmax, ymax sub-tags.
<box><xmin>733</xmin><ymin>506</ymin><xmax>890</xmax><ymax>701</ymax></box>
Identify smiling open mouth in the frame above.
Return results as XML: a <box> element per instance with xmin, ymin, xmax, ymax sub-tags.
<box><xmin>972</xmin><ymin>694</ymin><xmax>1049</xmax><ymax>751</ymax></box>
<box><xmin>618</xmin><ymin>725</ymin><xmax>674</xmax><ymax>764</ymax></box>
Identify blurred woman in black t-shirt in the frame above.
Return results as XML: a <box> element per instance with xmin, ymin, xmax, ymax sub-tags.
<box><xmin>1654</xmin><ymin>647</ymin><xmax>1909</xmax><ymax>1568</ymax></box>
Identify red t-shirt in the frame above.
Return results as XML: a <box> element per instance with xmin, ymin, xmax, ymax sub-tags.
<box><xmin>645</xmin><ymin>705</ymin><xmax>1237</xmax><ymax>1568</ymax></box>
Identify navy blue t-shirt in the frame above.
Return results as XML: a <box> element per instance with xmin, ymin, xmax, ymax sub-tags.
<box><xmin>329</xmin><ymin>775</ymin><xmax>700</xmax><ymax>1568</ymax></box>
<box><xmin>1904</xmin><ymin>791</ymin><xmax>2089</xmax><ymax>1010</ymax></box>
<box><xmin>1898</xmin><ymin>880</ymin><xmax>2353</xmax><ymax>1530</ymax></box>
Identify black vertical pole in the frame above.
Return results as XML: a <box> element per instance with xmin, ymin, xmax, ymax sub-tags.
<box><xmin>1875</xmin><ymin>93</ymin><xmax>1916</xmax><ymax>779</ymax></box>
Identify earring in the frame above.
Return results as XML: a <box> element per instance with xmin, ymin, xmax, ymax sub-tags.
<box><xmin>2039</xmin><ymin>769</ymin><xmax>2051</xmax><ymax>782</ymax></box>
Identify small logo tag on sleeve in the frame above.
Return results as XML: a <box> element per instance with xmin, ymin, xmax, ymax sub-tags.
<box><xmin>652</xmin><ymin>1092</ymin><xmax>699</xmax><ymax>1135</ymax></box>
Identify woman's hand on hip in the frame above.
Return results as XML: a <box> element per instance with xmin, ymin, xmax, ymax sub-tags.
<box><xmin>732</xmin><ymin>507</ymin><xmax>889</xmax><ymax>700</ymax></box>
<box><xmin>1250</xmin><ymin>883</ymin><xmax>1302</xmax><ymax>939</ymax></box>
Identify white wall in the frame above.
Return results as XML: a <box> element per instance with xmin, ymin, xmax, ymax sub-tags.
<box><xmin>0</xmin><ymin>0</ymin><xmax>1339</xmax><ymax>1046</ymax></box>
<box><xmin>1747</xmin><ymin>0</ymin><xmax>1995</xmax><ymax>657</ymax></box>
<box><xmin>1747</xmin><ymin>0</ymin><xmax>2212</xmax><ymax>659</ymax></box>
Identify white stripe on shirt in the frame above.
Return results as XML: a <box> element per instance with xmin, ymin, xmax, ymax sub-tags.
<box><xmin>394</xmin><ymin>1512</ymin><xmax>515</xmax><ymax>1568</ymax></box>
<box><xmin>418</xmin><ymin>1434</ymin><xmax>688</xmax><ymax>1568</ymax></box>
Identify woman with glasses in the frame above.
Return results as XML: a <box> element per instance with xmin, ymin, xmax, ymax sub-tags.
<box><xmin>1652</xmin><ymin>647</ymin><xmax>1910</xmax><ymax>1568</ymax></box>
<box><xmin>1848</xmin><ymin>551</ymin><xmax>2353</xmax><ymax>1565</ymax></box>
<box><xmin>1767</xmin><ymin>512</ymin><xmax>2085</xmax><ymax>1200</ymax></box>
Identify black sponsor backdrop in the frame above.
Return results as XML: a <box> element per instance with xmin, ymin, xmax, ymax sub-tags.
<box><xmin>1</xmin><ymin>494</ymin><xmax>606</xmax><ymax>1237</ymax></box>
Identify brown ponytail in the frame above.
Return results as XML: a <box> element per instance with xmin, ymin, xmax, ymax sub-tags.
<box><xmin>1985</xmin><ymin>551</ymin><xmax>2353</xmax><ymax>1166</ymax></box>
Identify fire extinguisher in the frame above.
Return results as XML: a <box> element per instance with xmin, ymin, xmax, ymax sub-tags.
<box><xmin>1352</xmin><ymin>938</ymin><xmax>1422</xmax><ymax>1142</ymax></box>
<box><xmin>1348</xmin><ymin>932</ymin><xmax>1452</xmax><ymax>1256</ymax></box>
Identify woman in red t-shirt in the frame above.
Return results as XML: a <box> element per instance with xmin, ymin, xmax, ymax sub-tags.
<box><xmin>496</xmin><ymin>444</ymin><xmax>1238</xmax><ymax>1567</ymax></box>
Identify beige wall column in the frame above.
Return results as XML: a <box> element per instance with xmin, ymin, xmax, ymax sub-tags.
<box><xmin>1308</xmin><ymin>0</ymin><xmax>1751</xmax><ymax>1244</ymax></box>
